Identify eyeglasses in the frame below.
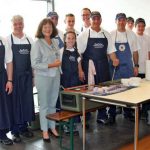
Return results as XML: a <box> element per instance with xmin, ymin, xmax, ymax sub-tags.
<box><xmin>82</xmin><ymin>14</ymin><xmax>90</xmax><ymax>17</ymax></box>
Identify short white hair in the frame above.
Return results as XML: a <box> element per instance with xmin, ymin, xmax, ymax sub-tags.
<box><xmin>11</xmin><ymin>15</ymin><xmax>24</xmax><ymax>23</ymax></box>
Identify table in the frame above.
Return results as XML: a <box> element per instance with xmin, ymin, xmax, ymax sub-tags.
<box><xmin>81</xmin><ymin>80</ymin><xmax>150</xmax><ymax>150</ymax></box>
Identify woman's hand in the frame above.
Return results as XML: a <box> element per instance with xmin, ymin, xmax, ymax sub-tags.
<box><xmin>48</xmin><ymin>59</ymin><xmax>61</xmax><ymax>68</ymax></box>
<box><xmin>79</xmin><ymin>70</ymin><xmax>85</xmax><ymax>82</ymax></box>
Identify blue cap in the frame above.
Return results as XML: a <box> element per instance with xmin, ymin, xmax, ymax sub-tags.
<box><xmin>47</xmin><ymin>11</ymin><xmax>58</xmax><ymax>18</ymax></box>
<box><xmin>116</xmin><ymin>13</ymin><xmax>126</xmax><ymax>20</ymax></box>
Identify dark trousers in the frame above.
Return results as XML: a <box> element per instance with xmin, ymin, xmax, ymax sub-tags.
<box><xmin>0</xmin><ymin>129</ymin><xmax>9</xmax><ymax>139</ymax></box>
<box><xmin>11</xmin><ymin>122</ymin><xmax>28</xmax><ymax>135</ymax></box>
<box><xmin>97</xmin><ymin>105</ymin><xmax>116</xmax><ymax>119</ymax></box>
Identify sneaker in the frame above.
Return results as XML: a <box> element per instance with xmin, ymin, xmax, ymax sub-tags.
<box><xmin>0</xmin><ymin>137</ymin><xmax>13</xmax><ymax>145</ymax></box>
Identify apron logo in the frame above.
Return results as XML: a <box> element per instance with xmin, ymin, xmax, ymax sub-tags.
<box><xmin>19</xmin><ymin>49</ymin><xmax>29</xmax><ymax>55</ymax></box>
<box><xmin>119</xmin><ymin>44</ymin><xmax>125</xmax><ymax>51</ymax></box>
<box><xmin>69</xmin><ymin>56</ymin><xmax>75</xmax><ymax>62</ymax></box>
<box><xmin>93</xmin><ymin>43</ymin><xmax>104</xmax><ymax>49</ymax></box>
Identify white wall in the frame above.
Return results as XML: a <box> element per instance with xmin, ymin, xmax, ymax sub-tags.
<box><xmin>55</xmin><ymin>0</ymin><xmax>150</xmax><ymax>32</ymax></box>
<box><xmin>0</xmin><ymin>0</ymin><xmax>47</xmax><ymax>38</ymax></box>
<box><xmin>0</xmin><ymin>0</ymin><xmax>149</xmax><ymax>38</ymax></box>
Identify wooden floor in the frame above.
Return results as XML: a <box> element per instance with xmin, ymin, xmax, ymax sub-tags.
<box><xmin>120</xmin><ymin>135</ymin><xmax>150</xmax><ymax>150</ymax></box>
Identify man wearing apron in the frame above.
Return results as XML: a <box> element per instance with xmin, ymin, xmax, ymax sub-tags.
<box><xmin>110</xmin><ymin>13</ymin><xmax>139</xmax><ymax>120</ymax></box>
<box><xmin>7</xmin><ymin>15</ymin><xmax>35</xmax><ymax>143</ymax></box>
<box><xmin>77</xmin><ymin>11</ymin><xmax>119</xmax><ymax>125</ymax></box>
<box><xmin>0</xmin><ymin>37</ymin><xmax>13</xmax><ymax>145</ymax></box>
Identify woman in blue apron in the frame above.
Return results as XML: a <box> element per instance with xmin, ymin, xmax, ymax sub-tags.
<box><xmin>61</xmin><ymin>31</ymin><xmax>82</xmax><ymax>133</ymax></box>
<box><xmin>0</xmin><ymin>38</ymin><xmax>13</xmax><ymax>145</ymax></box>
<box><xmin>9</xmin><ymin>15</ymin><xmax>35</xmax><ymax>143</ymax></box>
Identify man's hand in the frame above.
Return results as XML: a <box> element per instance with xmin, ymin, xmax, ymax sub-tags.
<box><xmin>5</xmin><ymin>81</ymin><xmax>13</xmax><ymax>94</ymax></box>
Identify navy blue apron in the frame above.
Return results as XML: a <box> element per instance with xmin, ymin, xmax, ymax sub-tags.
<box><xmin>61</xmin><ymin>48</ymin><xmax>81</xmax><ymax>122</ymax></box>
<box><xmin>109</xmin><ymin>32</ymin><xmax>134</xmax><ymax>118</ymax></box>
<box><xmin>0</xmin><ymin>40</ymin><xmax>13</xmax><ymax>129</ymax></box>
<box><xmin>11</xmin><ymin>35</ymin><xmax>35</xmax><ymax>124</ymax></box>
<box><xmin>82</xmin><ymin>30</ymin><xmax>110</xmax><ymax>84</ymax></box>
<box><xmin>82</xmin><ymin>30</ymin><xmax>110</xmax><ymax>120</ymax></box>
<box><xmin>110</xmin><ymin>32</ymin><xmax>134</xmax><ymax>80</ymax></box>
<box><xmin>61</xmin><ymin>49</ymin><xmax>80</xmax><ymax>88</ymax></box>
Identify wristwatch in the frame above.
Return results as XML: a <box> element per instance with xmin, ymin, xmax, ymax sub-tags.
<box><xmin>134</xmin><ymin>64</ymin><xmax>139</xmax><ymax>68</ymax></box>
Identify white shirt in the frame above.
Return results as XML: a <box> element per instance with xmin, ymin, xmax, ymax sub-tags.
<box><xmin>111</xmin><ymin>30</ymin><xmax>139</xmax><ymax>53</ymax></box>
<box><xmin>57</xmin><ymin>29</ymin><xmax>64</xmax><ymax>41</ymax></box>
<box><xmin>81</xmin><ymin>26</ymin><xmax>90</xmax><ymax>32</ymax></box>
<box><xmin>7</xmin><ymin>34</ymin><xmax>33</xmax><ymax>46</ymax></box>
<box><xmin>77</xmin><ymin>27</ymin><xmax>115</xmax><ymax>54</ymax></box>
<box><xmin>145</xmin><ymin>26</ymin><xmax>150</xmax><ymax>36</ymax></box>
<box><xmin>136</xmin><ymin>34</ymin><xmax>150</xmax><ymax>73</ymax></box>
<box><xmin>0</xmin><ymin>36</ymin><xmax>12</xmax><ymax>63</ymax></box>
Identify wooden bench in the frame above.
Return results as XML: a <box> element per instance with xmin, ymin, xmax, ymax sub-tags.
<box><xmin>46</xmin><ymin>105</ymin><xmax>106</xmax><ymax>150</ymax></box>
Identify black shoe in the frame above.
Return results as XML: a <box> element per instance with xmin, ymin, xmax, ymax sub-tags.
<box><xmin>48</xmin><ymin>130</ymin><xmax>60</xmax><ymax>138</ymax></box>
<box><xmin>43</xmin><ymin>138</ymin><xmax>51</xmax><ymax>143</ymax></box>
<box><xmin>85</xmin><ymin>122</ymin><xmax>90</xmax><ymax>129</ymax></box>
<box><xmin>124</xmin><ymin>114</ymin><xmax>135</xmax><ymax>122</ymax></box>
<box><xmin>0</xmin><ymin>137</ymin><xmax>13</xmax><ymax>145</ymax></box>
<box><xmin>20</xmin><ymin>130</ymin><xmax>33</xmax><ymax>138</ymax></box>
<box><xmin>12</xmin><ymin>134</ymin><xmax>21</xmax><ymax>143</ymax></box>
<box><xmin>108</xmin><ymin>116</ymin><xmax>116</xmax><ymax>124</ymax></box>
<box><xmin>97</xmin><ymin>118</ymin><xmax>109</xmax><ymax>125</ymax></box>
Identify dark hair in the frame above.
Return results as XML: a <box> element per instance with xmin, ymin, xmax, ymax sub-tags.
<box><xmin>35</xmin><ymin>18</ymin><xmax>58</xmax><ymax>38</ymax></box>
<box><xmin>81</xmin><ymin>8</ymin><xmax>91</xmax><ymax>14</ymax></box>
<box><xmin>64</xmin><ymin>31</ymin><xmax>78</xmax><ymax>51</ymax></box>
<box><xmin>135</xmin><ymin>18</ymin><xmax>146</xmax><ymax>27</ymax></box>
<box><xmin>127</xmin><ymin>17</ymin><xmax>134</xmax><ymax>23</ymax></box>
<box><xmin>65</xmin><ymin>13</ymin><xmax>75</xmax><ymax>18</ymax></box>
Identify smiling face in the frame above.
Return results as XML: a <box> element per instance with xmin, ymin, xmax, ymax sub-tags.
<box><xmin>12</xmin><ymin>19</ymin><xmax>24</xmax><ymax>35</ymax></box>
<box><xmin>116</xmin><ymin>18</ymin><xmax>126</xmax><ymax>32</ymax></box>
<box><xmin>136</xmin><ymin>22</ymin><xmax>145</xmax><ymax>35</ymax></box>
<box><xmin>90</xmin><ymin>16</ymin><xmax>101</xmax><ymax>31</ymax></box>
<box><xmin>42</xmin><ymin>23</ymin><xmax>53</xmax><ymax>38</ymax></box>
<box><xmin>49</xmin><ymin>16</ymin><xmax>58</xmax><ymax>26</ymax></box>
<box><xmin>65</xmin><ymin>32</ymin><xmax>76</xmax><ymax>49</ymax></box>
<box><xmin>65</xmin><ymin>16</ymin><xmax>75</xmax><ymax>30</ymax></box>
<box><xmin>81</xmin><ymin>9</ymin><xmax>91</xmax><ymax>24</ymax></box>
<box><xmin>126</xmin><ymin>20</ymin><xmax>134</xmax><ymax>30</ymax></box>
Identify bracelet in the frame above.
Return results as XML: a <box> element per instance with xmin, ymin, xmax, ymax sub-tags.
<box><xmin>7</xmin><ymin>80</ymin><xmax>13</xmax><ymax>83</ymax></box>
<box><xmin>134</xmin><ymin>64</ymin><xmax>139</xmax><ymax>68</ymax></box>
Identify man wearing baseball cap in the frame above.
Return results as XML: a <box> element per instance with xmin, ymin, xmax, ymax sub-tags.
<box><xmin>77</xmin><ymin>11</ymin><xmax>119</xmax><ymax>125</ymax></box>
<box><xmin>47</xmin><ymin>11</ymin><xmax>64</xmax><ymax>49</ymax></box>
<box><xmin>110</xmin><ymin>13</ymin><xmax>139</xmax><ymax>120</ymax></box>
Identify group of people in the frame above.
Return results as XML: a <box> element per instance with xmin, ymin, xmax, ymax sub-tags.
<box><xmin>1</xmin><ymin>7</ymin><xmax>150</xmax><ymax>145</ymax></box>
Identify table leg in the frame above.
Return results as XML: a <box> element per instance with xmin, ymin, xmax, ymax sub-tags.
<box><xmin>82</xmin><ymin>97</ymin><xmax>86</xmax><ymax>150</ymax></box>
<box><xmin>134</xmin><ymin>106</ymin><xmax>139</xmax><ymax>150</ymax></box>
